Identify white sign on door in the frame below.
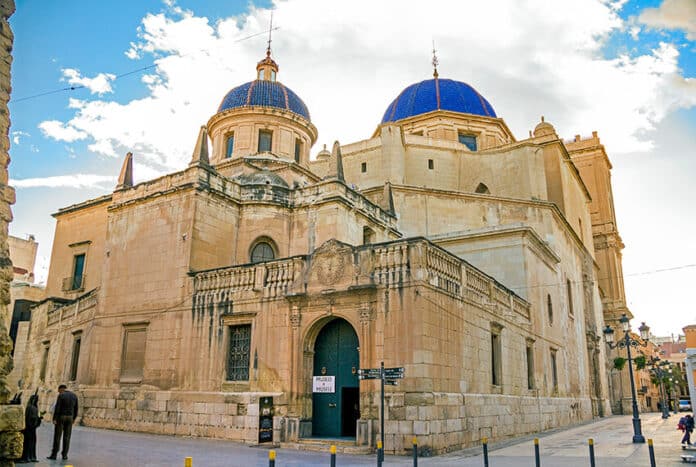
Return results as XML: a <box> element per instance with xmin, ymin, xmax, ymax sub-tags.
<box><xmin>312</xmin><ymin>376</ymin><xmax>335</xmax><ymax>393</ymax></box>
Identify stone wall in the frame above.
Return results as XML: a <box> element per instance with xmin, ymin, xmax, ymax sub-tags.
<box><xmin>0</xmin><ymin>0</ymin><xmax>24</xmax><ymax>464</ymax></box>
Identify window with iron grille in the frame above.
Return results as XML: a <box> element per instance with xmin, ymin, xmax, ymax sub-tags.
<box><xmin>227</xmin><ymin>324</ymin><xmax>251</xmax><ymax>381</ymax></box>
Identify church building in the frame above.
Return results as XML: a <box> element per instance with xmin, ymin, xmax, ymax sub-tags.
<box><xmin>20</xmin><ymin>48</ymin><xmax>622</xmax><ymax>454</ymax></box>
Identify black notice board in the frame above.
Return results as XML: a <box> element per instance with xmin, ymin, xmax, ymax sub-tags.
<box><xmin>258</xmin><ymin>396</ymin><xmax>273</xmax><ymax>443</ymax></box>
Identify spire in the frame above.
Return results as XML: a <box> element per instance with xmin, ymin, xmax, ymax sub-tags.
<box><xmin>115</xmin><ymin>152</ymin><xmax>133</xmax><ymax>190</ymax></box>
<box><xmin>189</xmin><ymin>126</ymin><xmax>210</xmax><ymax>167</ymax></box>
<box><xmin>329</xmin><ymin>140</ymin><xmax>344</xmax><ymax>182</ymax></box>
<box><xmin>432</xmin><ymin>40</ymin><xmax>441</xmax><ymax>109</ymax></box>
<box><xmin>256</xmin><ymin>12</ymin><xmax>279</xmax><ymax>81</ymax></box>
<box><xmin>432</xmin><ymin>40</ymin><xmax>439</xmax><ymax>79</ymax></box>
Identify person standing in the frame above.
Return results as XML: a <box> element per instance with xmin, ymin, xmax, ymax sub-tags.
<box><xmin>683</xmin><ymin>414</ymin><xmax>695</xmax><ymax>446</ymax></box>
<box><xmin>18</xmin><ymin>394</ymin><xmax>41</xmax><ymax>463</ymax></box>
<box><xmin>47</xmin><ymin>384</ymin><xmax>78</xmax><ymax>461</ymax></box>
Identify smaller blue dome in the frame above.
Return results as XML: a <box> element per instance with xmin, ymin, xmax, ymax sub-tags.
<box><xmin>218</xmin><ymin>80</ymin><xmax>311</xmax><ymax>121</ymax></box>
<box><xmin>381</xmin><ymin>78</ymin><xmax>496</xmax><ymax>123</ymax></box>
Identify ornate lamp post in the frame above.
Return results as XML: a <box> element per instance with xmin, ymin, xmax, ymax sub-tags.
<box><xmin>649</xmin><ymin>357</ymin><xmax>671</xmax><ymax>419</ymax></box>
<box><xmin>603</xmin><ymin>314</ymin><xmax>650</xmax><ymax>443</ymax></box>
<box><xmin>669</xmin><ymin>374</ymin><xmax>678</xmax><ymax>415</ymax></box>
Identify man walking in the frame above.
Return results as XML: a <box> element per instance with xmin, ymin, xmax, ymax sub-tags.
<box><xmin>47</xmin><ymin>384</ymin><xmax>78</xmax><ymax>461</ymax></box>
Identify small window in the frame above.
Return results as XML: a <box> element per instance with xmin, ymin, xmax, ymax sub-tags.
<box><xmin>227</xmin><ymin>324</ymin><xmax>251</xmax><ymax>381</ymax></box>
<box><xmin>258</xmin><ymin>69</ymin><xmax>265</xmax><ymax>80</ymax></box>
<box><xmin>270</xmin><ymin>70</ymin><xmax>276</xmax><ymax>82</ymax></box>
<box><xmin>550</xmin><ymin>349</ymin><xmax>558</xmax><ymax>392</ymax></box>
<box><xmin>361</xmin><ymin>162</ymin><xmax>367</xmax><ymax>173</ymax></box>
<box><xmin>526</xmin><ymin>344</ymin><xmax>535</xmax><ymax>390</ymax></box>
<box><xmin>225</xmin><ymin>134</ymin><xmax>234</xmax><ymax>158</ymax></box>
<box><xmin>250</xmin><ymin>242</ymin><xmax>275</xmax><ymax>263</ymax></box>
<box><xmin>72</xmin><ymin>254</ymin><xmax>85</xmax><ymax>290</ymax></box>
<box><xmin>40</xmin><ymin>343</ymin><xmax>50</xmax><ymax>381</ymax></box>
<box><xmin>70</xmin><ymin>333</ymin><xmax>82</xmax><ymax>381</ymax></box>
<box><xmin>491</xmin><ymin>329</ymin><xmax>502</xmax><ymax>386</ymax></box>
<box><xmin>363</xmin><ymin>226</ymin><xmax>375</xmax><ymax>245</ymax></box>
<box><xmin>428</xmin><ymin>159</ymin><xmax>434</xmax><ymax>170</ymax></box>
<box><xmin>294</xmin><ymin>138</ymin><xmax>302</xmax><ymax>163</ymax></box>
<box><xmin>121</xmin><ymin>325</ymin><xmax>147</xmax><ymax>383</ymax></box>
<box><xmin>458</xmin><ymin>133</ymin><xmax>477</xmax><ymax>151</ymax></box>
<box><xmin>258</xmin><ymin>130</ymin><xmax>273</xmax><ymax>153</ymax></box>
<box><xmin>475</xmin><ymin>183</ymin><xmax>490</xmax><ymax>194</ymax></box>
<box><xmin>547</xmin><ymin>294</ymin><xmax>553</xmax><ymax>325</ymax></box>
<box><xmin>567</xmin><ymin>279</ymin><xmax>574</xmax><ymax>316</ymax></box>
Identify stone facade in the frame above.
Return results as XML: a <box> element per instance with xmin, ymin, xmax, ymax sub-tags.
<box><xmin>18</xmin><ymin>54</ymin><xmax>621</xmax><ymax>454</ymax></box>
<box><xmin>0</xmin><ymin>1</ymin><xmax>24</xmax><ymax>464</ymax></box>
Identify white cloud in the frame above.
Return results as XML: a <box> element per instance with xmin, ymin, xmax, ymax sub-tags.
<box><xmin>10</xmin><ymin>174</ymin><xmax>116</xmax><ymax>189</ymax></box>
<box><xmin>11</xmin><ymin>130</ymin><xmax>29</xmax><ymax>145</ymax></box>
<box><xmin>61</xmin><ymin>68</ymin><xmax>116</xmax><ymax>95</ymax></box>
<box><xmin>38</xmin><ymin>120</ymin><xmax>87</xmax><ymax>142</ymax></box>
<box><xmin>639</xmin><ymin>0</ymin><xmax>696</xmax><ymax>40</ymax></box>
<box><xmin>36</xmin><ymin>0</ymin><xmax>696</xmax><ymax>175</ymax></box>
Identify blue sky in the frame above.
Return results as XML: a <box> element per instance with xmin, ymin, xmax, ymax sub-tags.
<box><xmin>7</xmin><ymin>0</ymin><xmax>696</xmax><ymax>336</ymax></box>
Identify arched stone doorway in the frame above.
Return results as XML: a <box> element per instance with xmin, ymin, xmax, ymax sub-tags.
<box><xmin>312</xmin><ymin>318</ymin><xmax>360</xmax><ymax>438</ymax></box>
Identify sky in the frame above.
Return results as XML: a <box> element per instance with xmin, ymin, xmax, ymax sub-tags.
<box><xmin>7</xmin><ymin>0</ymin><xmax>696</xmax><ymax>337</ymax></box>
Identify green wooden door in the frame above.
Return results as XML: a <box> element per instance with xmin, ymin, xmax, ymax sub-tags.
<box><xmin>312</xmin><ymin>319</ymin><xmax>359</xmax><ymax>437</ymax></box>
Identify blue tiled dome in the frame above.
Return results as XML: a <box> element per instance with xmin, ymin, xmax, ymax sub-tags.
<box><xmin>381</xmin><ymin>78</ymin><xmax>496</xmax><ymax>123</ymax></box>
<box><xmin>218</xmin><ymin>80</ymin><xmax>311</xmax><ymax>121</ymax></box>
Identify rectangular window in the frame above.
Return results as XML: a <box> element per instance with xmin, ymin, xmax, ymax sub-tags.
<box><xmin>227</xmin><ymin>324</ymin><xmax>251</xmax><ymax>381</ymax></box>
<box><xmin>72</xmin><ymin>253</ymin><xmax>85</xmax><ymax>290</ymax></box>
<box><xmin>458</xmin><ymin>133</ymin><xmax>477</xmax><ymax>151</ymax></box>
<box><xmin>428</xmin><ymin>159</ymin><xmax>434</xmax><ymax>170</ymax></box>
<box><xmin>40</xmin><ymin>343</ymin><xmax>50</xmax><ymax>381</ymax></box>
<box><xmin>70</xmin><ymin>333</ymin><xmax>82</xmax><ymax>381</ymax></box>
<box><xmin>526</xmin><ymin>344</ymin><xmax>535</xmax><ymax>390</ymax></box>
<box><xmin>294</xmin><ymin>138</ymin><xmax>301</xmax><ymax>163</ymax></box>
<box><xmin>491</xmin><ymin>331</ymin><xmax>501</xmax><ymax>386</ymax></box>
<box><xmin>225</xmin><ymin>134</ymin><xmax>234</xmax><ymax>158</ymax></box>
<box><xmin>550</xmin><ymin>349</ymin><xmax>558</xmax><ymax>392</ymax></box>
<box><xmin>361</xmin><ymin>162</ymin><xmax>367</xmax><ymax>173</ymax></box>
<box><xmin>258</xmin><ymin>130</ymin><xmax>273</xmax><ymax>153</ymax></box>
<box><xmin>566</xmin><ymin>279</ymin><xmax>574</xmax><ymax>316</ymax></box>
<box><xmin>121</xmin><ymin>326</ymin><xmax>147</xmax><ymax>383</ymax></box>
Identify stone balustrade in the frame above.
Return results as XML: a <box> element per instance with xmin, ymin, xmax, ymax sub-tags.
<box><xmin>191</xmin><ymin>238</ymin><xmax>530</xmax><ymax>320</ymax></box>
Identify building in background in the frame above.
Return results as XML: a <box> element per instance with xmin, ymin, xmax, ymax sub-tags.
<box><xmin>7</xmin><ymin>234</ymin><xmax>44</xmax><ymax>390</ymax></box>
<box><xmin>684</xmin><ymin>326</ymin><xmax>696</xmax><ymax>412</ymax></box>
<box><xmin>17</xmin><ymin>50</ymin><xmax>623</xmax><ymax>453</ymax></box>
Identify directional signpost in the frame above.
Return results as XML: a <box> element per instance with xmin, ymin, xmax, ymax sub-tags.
<box><xmin>358</xmin><ymin>362</ymin><xmax>405</xmax><ymax>463</ymax></box>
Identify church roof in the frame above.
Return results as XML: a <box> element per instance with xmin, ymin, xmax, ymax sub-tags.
<box><xmin>218</xmin><ymin>80</ymin><xmax>311</xmax><ymax>121</ymax></box>
<box><xmin>381</xmin><ymin>78</ymin><xmax>496</xmax><ymax>123</ymax></box>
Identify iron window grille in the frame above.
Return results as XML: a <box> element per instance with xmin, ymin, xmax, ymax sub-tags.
<box><xmin>227</xmin><ymin>324</ymin><xmax>251</xmax><ymax>381</ymax></box>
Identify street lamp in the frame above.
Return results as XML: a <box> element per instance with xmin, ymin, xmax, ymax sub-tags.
<box><xmin>669</xmin><ymin>375</ymin><xmax>678</xmax><ymax>415</ymax></box>
<box><xmin>649</xmin><ymin>357</ymin><xmax>671</xmax><ymax>419</ymax></box>
<box><xmin>603</xmin><ymin>314</ymin><xmax>649</xmax><ymax>443</ymax></box>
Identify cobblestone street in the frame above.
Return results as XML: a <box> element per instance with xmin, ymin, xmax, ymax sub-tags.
<box><xmin>21</xmin><ymin>412</ymin><xmax>691</xmax><ymax>466</ymax></box>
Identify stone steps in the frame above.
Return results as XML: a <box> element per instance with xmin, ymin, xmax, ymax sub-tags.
<box><xmin>280</xmin><ymin>438</ymin><xmax>373</xmax><ymax>455</ymax></box>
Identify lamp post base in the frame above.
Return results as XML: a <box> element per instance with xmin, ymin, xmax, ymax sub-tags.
<box><xmin>632</xmin><ymin>434</ymin><xmax>646</xmax><ymax>443</ymax></box>
<box><xmin>632</xmin><ymin>418</ymin><xmax>645</xmax><ymax>443</ymax></box>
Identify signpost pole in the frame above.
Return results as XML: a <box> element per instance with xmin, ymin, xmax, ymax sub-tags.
<box><xmin>380</xmin><ymin>360</ymin><xmax>385</xmax><ymax>461</ymax></box>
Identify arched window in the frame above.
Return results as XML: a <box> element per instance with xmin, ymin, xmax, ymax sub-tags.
<box><xmin>225</xmin><ymin>134</ymin><xmax>234</xmax><ymax>158</ymax></box>
<box><xmin>547</xmin><ymin>294</ymin><xmax>553</xmax><ymax>325</ymax></box>
<box><xmin>250</xmin><ymin>242</ymin><xmax>275</xmax><ymax>263</ymax></box>
<box><xmin>475</xmin><ymin>183</ymin><xmax>490</xmax><ymax>194</ymax></box>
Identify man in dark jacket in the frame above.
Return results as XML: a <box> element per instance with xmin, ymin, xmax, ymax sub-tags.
<box><xmin>47</xmin><ymin>384</ymin><xmax>78</xmax><ymax>460</ymax></box>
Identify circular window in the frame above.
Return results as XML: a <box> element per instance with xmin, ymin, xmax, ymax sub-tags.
<box><xmin>250</xmin><ymin>242</ymin><xmax>275</xmax><ymax>263</ymax></box>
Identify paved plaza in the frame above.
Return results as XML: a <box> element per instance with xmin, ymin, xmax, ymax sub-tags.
<box><xmin>25</xmin><ymin>412</ymin><xmax>691</xmax><ymax>466</ymax></box>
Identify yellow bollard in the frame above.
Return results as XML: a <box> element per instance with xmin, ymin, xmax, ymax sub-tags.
<box><xmin>330</xmin><ymin>445</ymin><xmax>336</xmax><ymax>454</ymax></box>
<box><xmin>184</xmin><ymin>457</ymin><xmax>192</xmax><ymax>467</ymax></box>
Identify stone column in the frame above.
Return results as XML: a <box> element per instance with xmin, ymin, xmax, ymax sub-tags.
<box><xmin>0</xmin><ymin>1</ymin><xmax>25</xmax><ymax>464</ymax></box>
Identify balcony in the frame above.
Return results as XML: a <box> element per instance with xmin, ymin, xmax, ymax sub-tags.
<box><xmin>62</xmin><ymin>274</ymin><xmax>86</xmax><ymax>292</ymax></box>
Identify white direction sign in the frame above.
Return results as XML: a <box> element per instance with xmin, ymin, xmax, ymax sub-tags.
<box><xmin>312</xmin><ymin>376</ymin><xmax>335</xmax><ymax>393</ymax></box>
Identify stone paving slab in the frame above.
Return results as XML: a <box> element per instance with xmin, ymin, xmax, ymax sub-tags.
<box><xmin>21</xmin><ymin>412</ymin><xmax>691</xmax><ymax>466</ymax></box>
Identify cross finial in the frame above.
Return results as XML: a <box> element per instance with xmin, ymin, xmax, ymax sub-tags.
<box><xmin>266</xmin><ymin>11</ymin><xmax>274</xmax><ymax>57</ymax></box>
<box><xmin>432</xmin><ymin>40</ymin><xmax>439</xmax><ymax>78</ymax></box>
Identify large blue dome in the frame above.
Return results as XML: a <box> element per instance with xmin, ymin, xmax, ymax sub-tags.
<box><xmin>218</xmin><ymin>80</ymin><xmax>311</xmax><ymax>121</ymax></box>
<box><xmin>381</xmin><ymin>78</ymin><xmax>496</xmax><ymax>123</ymax></box>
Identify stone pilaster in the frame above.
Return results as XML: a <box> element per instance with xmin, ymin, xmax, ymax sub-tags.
<box><xmin>0</xmin><ymin>1</ymin><xmax>24</xmax><ymax>464</ymax></box>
